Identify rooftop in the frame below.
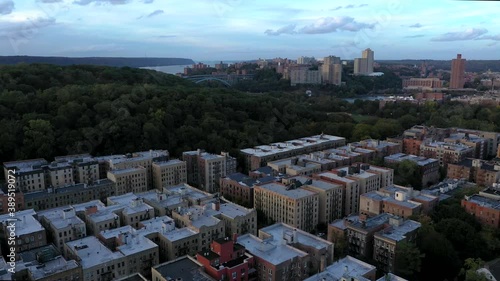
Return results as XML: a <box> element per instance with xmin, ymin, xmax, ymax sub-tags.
<box><xmin>66</xmin><ymin>236</ymin><xmax>124</xmax><ymax>269</ymax></box>
<box><xmin>162</xmin><ymin>227</ymin><xmax>198</xmax><ymax>242</ymax></box>
<box><xmin>465</xmin><ymin>194</ymin><xmax>500</xmax><ymax>210</ymax></box>
<box><xmin>256</xmin><ymin>182</ymin><xmax>316</xmax><ymax>199</ymax></box>
<box><xmin>153</xmin><ymin>159</ymin><xmax>185</xmax><ymax>167</ymax></box>
<box><xmin>24</xmin><ymin>179</ymin><xmax>114</xmax><ymax>201</ymax></box>
<box><xmin>385</xmin><ymin>153</ymin><xmax>438</xmax><ymax>166</ymax></box>
<box><xmin>377</xmin><ymin>273</ymin><xmax>409</xmax><ymax>281</ymax></box>
<box><xmin>153</xmin><ymin>256</ymin><xmax>215</xmax><ymax>281</ymax></box>
<box><xmin>260</xmin><ymin>223</ymin><xmax>332</xmax><ymax>250</ymax></box>
<box><xmin>20</xmin><ymin>255</ymin><xmax>80</xmax><ymax>280</ymax></box>
<box><xmin>108</xmin><ymin>150</ymin><xmax>168</xmax><ymax>165</ymax></box>
<box><xmin>423</xmin><ymin>141</ymin><xmax>474</xmax><ymax>152</ymax></box>
<box><xmin>3</xmin><ymin>158</ymin><xmax>48</xmax><ymax>173</ymax></box>
<box><xmin>237</xmin><ymin>234</ymin><xmax>308</xmax><ymax>265</ymax></box>
<box><xmin>115</xmin><ymin>273</ymin><xmax>148</xmax><ymax>281</ymax></box>
<box><xmin>0</xmin><ymin>209</ymin><xmax>45</xmax><ymax>236</ymax></box>
<box><xmin>37</xmin><ymin>207</ymin><xmax>85</xmax><ymax>230</ymax></box>
<box><xmin>108</xmin><ymin>167</ymin><xmax>146</xmax><ymax>175</ymax></box>
<box><xmin>240</xmin><ymin>134</ymin><xmax>345</xmax><ymax>157</ymax></box>
<box><xmin>330</xmin><ymin>215</ymin><xmax>360</xmax><ymax>230</ymax></box>
<box><xmin>317</xmin><ymin>172</ymin><xmax>356</xmax><ymax>183</ymax></box>
<box><xmin>375</xmin><ymin>220</ymin><xmax>421</xmax><ymax>242</ymax></box>
<box><xmin>304</xmin><ymin>256</ymin><xmax>376</xmax><ymax>281</ymax></box>
<box><xmin>348</xmin><ymin>213</ymin><xmax>391</xmax><ymax>232</ymax></box>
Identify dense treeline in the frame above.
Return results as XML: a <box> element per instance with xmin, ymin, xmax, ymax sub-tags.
<box><xmin>1</xmin><ymin>64</ymin><xmax>499</xmax><ymax>167</ymax></box>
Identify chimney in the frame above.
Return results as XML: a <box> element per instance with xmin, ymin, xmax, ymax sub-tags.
<box><xmin>213</xmin><ymin>201</ymin><xmax>220</xmax><ymax>211</ymax></box>
<box><xmin>232</xmin><ymin>233</ymin><xmax>238</xmax><ymax>242</ymax></box>
<box><xmin>320</xmin><ymin>255</ymin><xmax>326</xmax><ymax>272</ymax></box>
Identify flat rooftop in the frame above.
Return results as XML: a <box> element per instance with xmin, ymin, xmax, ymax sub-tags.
<box><xmin>237</xmin><ymin>234</ymin><xmax>307</xmax><ymax>266</ymax></box>
<box><xmin>22</xmin><ymin>256</ymin><xmax>80</xmax><ymax>280</ymax></box>
<box><xmin>108</xmin><ymin>150</ymin><xmax>168</xmax><ymax>165</ymax></box>
<box><xmin>330</xmin><ymin>215</ymin><xmax>360</xmax><ymax>230</ymax></box>
<box><xmin>3</xmin><ymin>158</ymin><xmax>48</xmax><ymax>173</ymax></box>
<box><xmin>153</xmin><ymin>256</ymin><xmax>214</xmax><ymax>281</ymax></box>
<box><xmin>349</xmin><ymin>213</ymin><xmax>391</xmax><ymax>231</ymax></box>
<box><xmin>385</xmin><ymin>153</ymin><xmax>438</xmax><ymax>166</ymax></box>
<box><xmin>240</xmin><ymin>135</ymin><xmax>345</xmax><ymax>157</ymax></box>
<box><xmin>153</xmin><ymin>159</ymin><xmax>184</xmax><ymax>167</ymax></box>
<box><xmin>166</xmin><ymin>184</ymin><xmax>212</xmax><ymax>201</ymax></box>
<box><xmin>304</xmin><ymin>256</ymin><xmax>375</xmax><ymax>281</ymax></box>
<box><xmin>37</xmin><ymin>208</ymin><xmax>85</xmax><ymax>230</ymax></box>
<box><xmin>66</xmin><ymin>236</ymin><xmax>124</xmax><ymax>269</ymax></box>
<box><xmin>162</xmin><ymin>227</ymin><xmax>198</xmax><ymax>242</ymax></box>
<box><xmin>257</xmin><ymin>182</ymin><xmax>316</xmax><ymax>199</ymax></box>
<box><xmin>0</xmin><ymin>209</ymin><xmax>45</xmax><ymax>236</ymax></box>
<box><xmin>375</xmin><ymin>220</ymin><xmax>421</xmax><ymax>242</ymax></box>
<box><xmin>260</xmin><ymin>223</ymin><xmax>332</xmax><ymax>250</ymax></box>
<box><xmin>317</xmin><ymin>172</ymin><xmax>355</xmax><ymax>183</ymax></box>
<box><xmin>108</xmin><ymin>193</ymin><xmax>139</xmax><ymax>205</ymax></box>
<box><xmin>423</xmin><ymin>141</ymin><xmax>473</xmax><ymax>152</ymax></box>
<box><xmin>108</xmin><ymin>167</ymin><xmax>146</xmax><ymax>175</ymax></box>
<box><xmin>466</xmin><ymin>194</ymin><xmax>500</xmax><ymax>210</ymax></box>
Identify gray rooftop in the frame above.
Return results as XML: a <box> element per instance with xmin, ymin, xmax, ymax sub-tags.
<box><xmin>375</xmin><ymin>220</ymin><xmax>421</xmax><ymax>242</ymax></box>
<box><xmin>304</xmin><ymin>256</ymin><xmax>376</xmax><ymax>281</ymax></box>
<box><xmin>260</xmin><ymin>223</ymin><xmax>332</xmax><ymax>250</ymax></box>
<box><xmin>237</xmin><ymin>234</ymin><xmax>308</xmax><ymax>265</ymax></box>
<box><xmin>0</xmin><ymin>209</ymin><xmax>45</xmax><ymax>236</ymax></box>
<box><xmin>240</xmin><ymin>135</ymin><xmax>345</xmax><ymax>157</ymax></box>
<box><xmin>66</xmin><ymin>236</ymin><xmax>124</xmax><ymax>269</ymax></box>
<box><xmin>466</xmin><ymin>194</ymin><xmax>500</xmax><ymax>210</ymax></box>
<box><xmin>257</xmin><ymin>182</ymin><xmax>316</xmax><ymax>199</ymax></box>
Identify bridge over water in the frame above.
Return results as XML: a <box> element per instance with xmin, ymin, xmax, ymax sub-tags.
<box><xmin>183</xmin><ymin>74</ymin><xmax>254</xmax><ymax>86</ymax></box>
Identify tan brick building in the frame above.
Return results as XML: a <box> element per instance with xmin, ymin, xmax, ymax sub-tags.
<box><xmin>152</xmin><ymin>159</ymin><xmax>187</xmax><ymax>190</ymax></box>
<box><xmin>107</xmin><ymin>167</ymin><xmax>148</xmax><ymax>195</ymax></box>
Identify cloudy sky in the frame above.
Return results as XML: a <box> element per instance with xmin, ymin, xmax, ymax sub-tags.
<box><xmin>0</xmin><ymin>0</ymin><xmax>499</xmax><ymax>61</ymax></box>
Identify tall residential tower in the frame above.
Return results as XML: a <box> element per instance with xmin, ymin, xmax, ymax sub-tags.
<box><xmin>450</xmin><ymin>54</ymin><xmax>466</xmax><ymax>89</ymax></box>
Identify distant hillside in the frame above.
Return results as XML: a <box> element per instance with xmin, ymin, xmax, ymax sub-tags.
<box><xmin>0</xmin><ymin>56</ymin><xmax>194</xmax><ymax>68</ymax></box>
<box><xmin>378</xmin><ymin>59</ymin><xmax>500</xmax><ymax>72</ymax></box>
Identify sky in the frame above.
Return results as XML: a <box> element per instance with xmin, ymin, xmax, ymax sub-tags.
<box><xmin>0</xmin><ymin>0</ymin><xmax>499</xmax><ymax>61</ymax></box>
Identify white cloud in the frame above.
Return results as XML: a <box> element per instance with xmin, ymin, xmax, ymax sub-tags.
<box><xmin>0</xmin><ymin>0</ymin><xmax>14</xmax><ymax>15</ymax></box>
<box><xmin>431</xmin><ymin>28</ymin><xmax>488</xmax><ymax>41</ymax></box>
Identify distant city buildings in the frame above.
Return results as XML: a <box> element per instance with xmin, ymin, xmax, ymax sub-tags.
<box><xmin>321</xmin><ymin>55</ymin><xmax>342</xmax><ymax>85</ymax></box>
<box><xmin>354</xmin><ymin>48</ymin><xmax>375</xmax><ymax>75</ymax></box>
<box><xmin>288</xmin><ymin>65</ymin><xmax>322</xmax><ymax>86</ymax></box>
<box><xmin>402</xmin><ymin>78</ymin><xmax>444</xmax><ymax>90</ymax></box>
<box><xmin>450</xmin><ymin>54</ymin><xmax>466</xmax><ymax>89</ymax></box>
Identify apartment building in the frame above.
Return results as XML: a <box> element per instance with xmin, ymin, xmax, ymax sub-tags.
<box><xmin>37</xmin><ymin>207</ymin><xmax>87</xmax><ymax>253</ymax></box>
<box><xmin>267</xmin><ymin>157</ymin><xmax>322</xmax><ymax>176</ymax></box>
<box><xmin>402</xmin><ymin>78</ymin><xmax>443</xmax><ymax>90</ymax></box>
<box><xmin>304</xmin><ymin>255</ymin><xmax>376</xmax><ymax>281</ymax></box>
<box><xmin>240</xmin><ymin>134</ymin><xmax>346</xmax><ymax>171</ymax></box>
<box><xmin>346</xmin><ymin>213</ymin><xmax>392</xmax><ymax>259</ymax></box>
<box><xmin>285</xmin><ymin>176</ymin><xmax>343</xmax><ymax>223</ymax></box>
<box><xmin>289</xmin><ymin>66</ymin><xmax>322</xmax><ymax>86</ymax></box>
<box><xmin>360</xmin><ymin>185</ymin><xmax>438</xmax><ymax>218</ymax></box>
<box><xmin>236</xmin><ymin>233</ymin><xmax>311</xmax><ymax>281</ymax></box>
<box><xmin>448</xmin><ymin>159</ymin><xmax>500</xmax><ymax>186</ymax></box>
<box><xmin>183</xmin><ymin>150</ymin><xmax>237</xmax><ymax>193</ymax></box>
<box><xmin>54</xmin><ymin>154</ymin><xmax>100</xmax><ymax>185</ymax></box>
<box><xmin>258</xmin><ymin>223</ymin><xmax>334</xmax><ymax>274</ymax></box>
<box><xmin>254</xmin><ymin>182</ymin><xmax>319</xmax><ymax>232</ymax></box>
<box><xmin>420</xmin><ymin>141</ymin><xmax>474</xmax><ymax>166</ymax></box>
<box><xmin>152</xmin><ymin>256</ymin><xmax>215</xmax><ymax>281</ymax></box>
<box><xmin>12</xmin><ymin>244</ymin><xmax>82</xmax><ymax>281</ymax></box>
<box><xmin>316</xmin><ymin>171</ymin><xmax>361</xmax><ymax>217</ymax></box>
<box><xmin>327</xmin><ymin>215</ymin><xmax>359</xmax><ymax>244</ymax></box>
<box><xmin>455</xmin><ymin>129</ymin><xmax>500</xmax><ymax>158</ymax></box>
<box><xmin>462</xmin><ymin>188</ymin><xmax>500</xmax><ymax>228</ymax></box>
<box><xmin>0</xmin><ymin>187</ymin><xmax>24</xmax><ymax>215</ymax></box>
<box><xmin>106</xmin><ymin>196</ymin><xmax>155</xmax><ymax>229</ymax></box>
<box><xmin>97</xmin><ymin>227</ymin><xmax>159</xmax><ymax>279</ymax></box>
<box><xmin>3</xmin><ymin>159</ymin><xmax>48</xmax><ymax>192</ymax></box>
<box><xmin>385</xmin><ymin>153</ymin><xmax>440</xmax><ymax>187</ymax></box>
<box><xmin>373</xmin><ymin>217</ymin><xmax>421</xmax><ymax>273</ymax></box>
<box><xmin>151</xmin><ymin>159</ymin><xmax>187</xmax><ymax>190</ymax></box>
<box><xmin>104</xmin><ymin>150</ymin><xmax>169</xmax><ymax>190</ymax></box>
<box><xmin>445</xmin><ymin>133</ymin><xmax>488</xmax><ymax>159</ymax></box>
<box><xmin>107</xmin><ymin>167</ymin><xmax>148</xmax><ymax>195</ymax></box>
<box><xmin>23</xmin><ymin>179</ymin><xmax>115</xmax><ymax>212</ymax></box>
<box><xmin>220</xmin><ymin>173</ymin><xmax>257</xmax><ymax>207</ymax></box>
<box><xmin>352</xmin><ymin>139</ymin><xmax>402</xmax><ymax>159</ymax></box>
<box><xmin>64</xmin><ymin>236</ymin><xmax>127</xmax><ymax>281</ymax></box>
<box><xmin>196</xmin><ymin>236</ymin><xmax>255</xmax><ymax>281</ymax></box>
<box><xmin>0</xmin><ymin>209</ymin><xmax>47</xmax><ymax>258</ymax></box>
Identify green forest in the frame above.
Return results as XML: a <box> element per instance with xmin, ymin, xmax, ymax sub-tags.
<box><xmin>1</xmin><ymin>64</ymin><xmax>500</xmax><ymax>280</ymax></box>
<box><xmin>1</xmin><ymin>63</ymin><xmax>499</xmax><ymax>165</ymax></box>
